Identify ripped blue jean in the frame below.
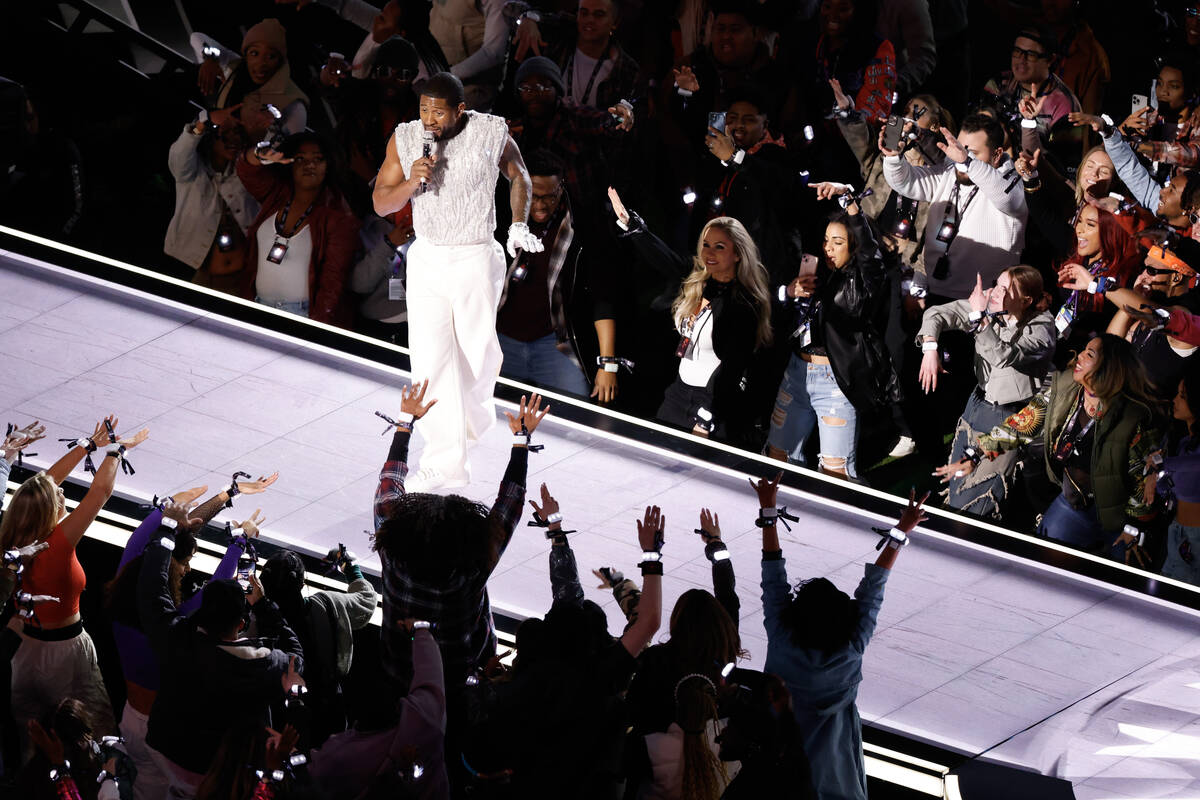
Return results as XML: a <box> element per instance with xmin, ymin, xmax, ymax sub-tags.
<box><xmin>767</xmin><ymin>356</ymin><xmax>858</xmax><ymax>476</ymax></box>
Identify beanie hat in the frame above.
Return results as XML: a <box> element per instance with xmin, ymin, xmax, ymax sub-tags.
<box><xmin>243</xmin><ymin>18</ymin><xmax>288</xmax><ymax>59</ymax></box>
<box><xmin>514</xmin><ymin>56</ymin><xmax>565</xmax><ymax>98</ymax></box>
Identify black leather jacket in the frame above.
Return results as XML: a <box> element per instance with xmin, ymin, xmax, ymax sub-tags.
<box><xmin>801</xmin><ymin>213</ymin><xmax>903</xmax><ymax>411</ymax></box>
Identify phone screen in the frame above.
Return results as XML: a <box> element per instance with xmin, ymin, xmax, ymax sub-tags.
<box><xmin>708</xmin><ymin>112</ymin><xmax>726</xmax><ymax>134</ymax></box>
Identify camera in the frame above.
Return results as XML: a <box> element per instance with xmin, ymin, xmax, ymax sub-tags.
<box><xmin>935</xmin><ymin>219</ymin><xmax>957</xmax><ymax>244</ymax></box>
<box><xmin>266</xmin><ymin>240</ymin><xmax>288</xmax><ymax>264</ymax></box>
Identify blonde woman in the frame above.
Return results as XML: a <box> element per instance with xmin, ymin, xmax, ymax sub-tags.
<box><xmin>609</xmin><ymin>187</ymin><xmax>772</xmax><ymax>442</ymax></box>
<box><xmin>2</xmin><ymin>415</ymin><xmax>148</xmax><ymax>754</ymax></box>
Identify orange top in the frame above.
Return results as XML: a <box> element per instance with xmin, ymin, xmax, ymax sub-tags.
<box><xmin>22</xmin><ymin>525</ymin><xmax>86</xmax><ymax>628</ymax></box>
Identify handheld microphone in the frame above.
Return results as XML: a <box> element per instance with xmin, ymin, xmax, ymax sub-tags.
<box><xmin>420</xmin><ymin>130</ymin><xmax>435</xmax><ymax>192</ymax></box>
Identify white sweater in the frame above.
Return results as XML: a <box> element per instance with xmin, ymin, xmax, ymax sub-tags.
<box><xmin>883</xmin><ymin>153</ymin><xmax>1027</xmax><ymax>300</ymax></box>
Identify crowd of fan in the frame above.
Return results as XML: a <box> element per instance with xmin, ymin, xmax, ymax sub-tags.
<box><xmin>0</xmin><ymin>390</ymin><xmax>929</xmax><ymax>799</ymax></box>
<box><xmin>3</xmin><ymin>0</ymin><xmax>1200</xmax><ymax>668</ymax></box>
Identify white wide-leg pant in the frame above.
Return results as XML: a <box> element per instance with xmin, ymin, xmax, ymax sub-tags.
<box><xmin>406</xmin><ymin>237</ymin><xmax>506</xmax><ymax>481</ymax></box>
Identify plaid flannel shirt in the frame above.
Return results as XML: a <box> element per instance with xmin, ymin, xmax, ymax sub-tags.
<box><xmin>374</xmin><ymin>430</ymin><xmax>527</xmax><ymax>685</ymax></box>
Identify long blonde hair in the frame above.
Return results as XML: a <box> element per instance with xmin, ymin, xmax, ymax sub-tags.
<box><xmin>0</xmin><ymin>473</ymin><xmax>60</xmax><ymax>549</ymax></box>
<box><xmin>671</xmin><ymin>217</ymin><xmax>773</xmax><ymax>349</ymax></box>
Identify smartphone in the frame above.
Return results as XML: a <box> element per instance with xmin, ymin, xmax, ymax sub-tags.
<box><xmin>236</xmin><ymin>554</ymin><xmax>255</xmax><ymax>592</ymax></box>
<box><xmin>1150</xmin><ymin>79</ymin><xmax>1159</xmax><ymax>111</ymax></box>
<box><xmin>798</xmin><ymin>254</ymin><xmax>819</xmax><ymax>277</ymax></box>
<box><xmin>883</xmin><ymin>115</ymin><xmax>905</xmax><ymax>151</ymax></box>
<box><xmin>708</xmin><ymin>111</ymin><xmax>726</xmax><ymax>134</ymax></box>
<box><xmin>1131</xmin><ymin>94</ymin><xmax>1150</xmax><ymax>115</ymax></box>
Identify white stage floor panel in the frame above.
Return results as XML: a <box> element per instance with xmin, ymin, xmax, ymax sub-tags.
<box><xmin>4</xmin><ymin>250</ymin><xmax>1200</xmax><ymax>796</ymax></box>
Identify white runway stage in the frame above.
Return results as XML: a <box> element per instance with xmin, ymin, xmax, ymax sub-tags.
<box><xmin>4</xmin><ymin>244</ymin><xmax>1200</xmax><ymax>797</ymax></box>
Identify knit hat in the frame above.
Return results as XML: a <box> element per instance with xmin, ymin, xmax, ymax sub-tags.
<box><xmin>242</xmin><ymin>18</ymin><xmax>288</xmax><ymax>58</ymax></box>
<box><xmin>514</xmin><ymin>56</ymin><xmax>565</xmax><ymax>98</ymax></box>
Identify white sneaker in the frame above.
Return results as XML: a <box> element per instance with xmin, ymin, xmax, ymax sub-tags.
<box><xmin>405</xmin><ymin>467</ymin><xmax>469</xmax><ymax>494</ymax></box>
<box><xmin>888</xmin><ymin>435</ymin><xmax>916</xmax><ymax>458</ymax></box>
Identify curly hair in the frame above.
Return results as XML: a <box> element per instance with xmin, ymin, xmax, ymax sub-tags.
<box><xmin>371</xmin><ymin>493</ymin><xmax>497</xmax><ymax>582</ymax></box>
<box><xmin>779</xmin><ymin>577</ymin><xmax>859</xmax><ymax>653</ymax></box>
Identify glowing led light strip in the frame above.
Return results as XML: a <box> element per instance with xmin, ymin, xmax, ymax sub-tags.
<box><xmin>3</xmin><ymin>228</ymin><xmax>1198</xmax><ymax>597</ymax></box>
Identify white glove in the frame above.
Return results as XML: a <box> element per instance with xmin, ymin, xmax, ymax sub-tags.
<box><xmin>507</xmin><ymin>222</ymin><xmax>544</xmax><ymax>258</ymax></box>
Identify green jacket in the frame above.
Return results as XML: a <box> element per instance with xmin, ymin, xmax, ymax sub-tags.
<box><xmin>981</xmin><ymin>371</ymin><xmax>1157</xmax><ymax>534</ymax></box>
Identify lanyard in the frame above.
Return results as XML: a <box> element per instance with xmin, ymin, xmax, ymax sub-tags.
<box><xmin>274</xmin><ymin>195</ymin><xmax>316</xmax><ymax>239</ymax></box>
<box><xmin>1056</xmin><ymin>393</ymin><xmax>1097</xmax><ymax>455</ymax></box>
<box><xmin>565</xmin><ymin>47</ymin><xmax>608</xmax><ymax>106</ymax></box>
<box><xmin>1065</xmin><ymin>259</ymin><xmax>1104</xmax><ymax>315</ymax></box>
<box><xmin>948</xmin><ymin>180</ymin><xmax>979</xmax><ymax>225</ymax></box>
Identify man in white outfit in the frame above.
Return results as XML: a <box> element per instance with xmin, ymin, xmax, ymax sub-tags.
<box><xmin>373</xmin><ymin>72</ymin><xmax>542</xmax><ymax>492</ymax></box>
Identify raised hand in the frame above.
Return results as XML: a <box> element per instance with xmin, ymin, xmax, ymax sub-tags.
<box><xmin>400</xmin><ymin>378</ymin><xmax>438</xmax><ymax>420</ymax></box>
<box><xmin>171</xmin><ymin>485</ymin><xmax>210</xmax><ymax>506</ymax></box>
<box><xmin>281</xmin><ymin>654</ymin><xmax>305</xmax><ymax>694</ymax></box>
<box><xmin>896</xmin><ymin>488</ymin><xmax>930</xmax><ymax>533</ymax></box>
<box><xmin>697</xmin><ymin>508</ymin><xmax>721</xmax><ymax>543</ymax></box>
<box><xmin>1018</xmin><ymin>88</ymin><xmax>1046</xmax><ymax>121</ymax></box>
<box><xmin>636</xmin><ymin>505</ymin><xmax>664</xmax><ymax>552</ymax></box>
<box><xmin>968</xmin><ymin>273</ymin><xmax>989</xmax><ymax>313</ymax></box>
<box><xmin>1067</xmin><ymin>111</ymin><xmax>1105</xmax><ymax>133</ymax></box>
<box><xmin>748</xmin><ymin>470</ymin><xmax>782</xmax><ymax>508</ymax></box>
<box><xmin>91</xmin><ymin>415</ymin><xmax>119</xmax><ymax>447</ymax></box>
<box><xmin>240</xmin><ymin>509</ymin><xmax>266</xmax><ymax>538</ymax></box>
<box><xmin>118</xmin><ymin>428</ymin><xmax>150</xmax><ymax>449</ymax></box>
<box><xmin>936</xmin><ymin>127</ymin><xmax>968</xmax><ymax>164</ymax></box>
<box><xmin>673</xmin><ymin>66</ymin><xmax>699</xmax><ymax>93</ymax></box>
<box><xmin>528</xmin><ymin>482</ymin><xmax>560</xmax><ymax>521</ymax></box>
<box><xmin>3</xmin><ymin>421</ymin><xmax>45</xmax><ymax>454</ymax></box>
<box><xmin>1014</xmin><ymin>148</ymin><xmax>1040</xmax><ymax>181</ymax></box>
<box><xmin>877</xmin><ymin>125</ymin><xmax>901</xmax><ymax>158</ymax></box>
<box><xmin>160</xmin><ymin>499</ymin><xmax>203</xmax><ymax>529</ymax></box>
<box><xmin>505</xmin><ymin>393</ymin><xmax>551</xmax><ymax>435</ymax></box>
<box><xmin>512</xmin><ymin>17</ymin><xmax>545</xmax><ymax>60</ymax></box>
<box><xmin>237</xmin><ymin>472</ymin><xmax>280</xmax><ymax>495</ymax></box>
<box><xmin>264</xmin><ymin>724</ymin><xmax>301</xmax><ymax>773</ymax></box>
<box><xmin>607</xmin><ymin>186</ymin><xmax>630</xmax><ymax>226</ymax></box>
<box><xmin>705</xmin><ymin>126</ymin><xmax>736</xmax><ymax>161</ymax></box>
<box><xmin>829</xmin><ymin>78</ymin><xmax>852</xmax><ymax>111</ymax></box>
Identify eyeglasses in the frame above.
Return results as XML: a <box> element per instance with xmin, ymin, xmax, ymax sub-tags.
<box><xmin>372</xmin><ymin>66</ymin><xmax>415</xmax><ymax>81</ymax></box>
<box><xmin>518</xmin><ymin>82</ymin><xmax>556</xmax><ymax>94</ymax></box>
<box><xmin>1143</xmin><ymin>265</ymin><xmax>1179</xmax><ymax>276</ymax></box>
<box><xmin>531</xmin><ymin>190</ymin><xmax>562</xmax><ymax>204</ymax></box>
<box><xmin>1012</xmin><ymin>46</ymin><xmax>1048</xmax><ymax>61</ymax></box>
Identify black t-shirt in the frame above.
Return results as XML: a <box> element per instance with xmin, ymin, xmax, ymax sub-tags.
<box><xmin>1137</xmin><ymin>328</ymin><xmax>1198</xmax><ymax>397</ymax></box>
<box><xmin>497</xmin><ymin>221</ymin><xmax>557</xmax><ymax>342</ymax></box>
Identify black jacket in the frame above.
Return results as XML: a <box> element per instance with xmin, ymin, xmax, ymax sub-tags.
<box><xmin>806</xmin><ymin>213</ymin><xmax>902</xmax><ymax>411</ymax></box>
<box><xmin>691</xmin><ymin>142</ymin><xmax>805</xmax><ymax>288</ymax></box>
<box><xmin>620</xmin><ymin>211</ymin><xmax>761</xmax><ymax>431</ymax></box>
<box><xmin>138</xmin><ymin>524</ymin><xmax>305</xmax><ymax>774</ymax></box>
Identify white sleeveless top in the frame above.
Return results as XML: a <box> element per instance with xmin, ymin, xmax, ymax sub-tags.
<box><xmin>255</xmin><ymin>223</ymin><xmax>311</xmax><ymax>304</ymax></box>
<box><xmin>393</xmin><ymin>111</ymin><xmax>509</xmax><ymax>246</ymax></box>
